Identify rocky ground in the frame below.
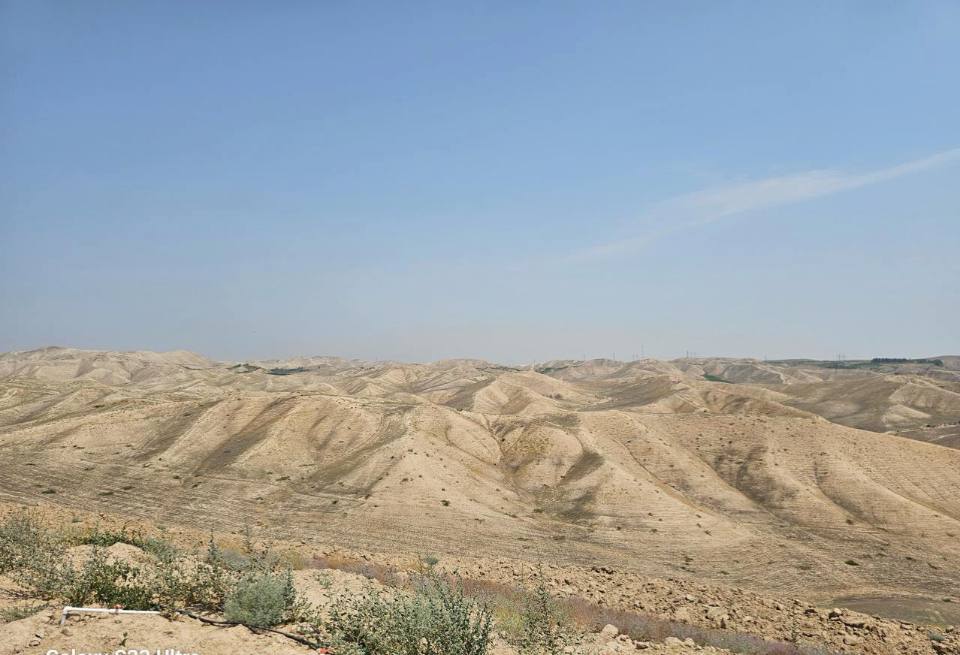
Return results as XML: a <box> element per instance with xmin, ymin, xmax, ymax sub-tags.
<box><xmin>2</xmin><ymin>570</ymin><xmax>957</xmax><ymax>655</ymax></box>
<box><xmin>439</xmin><ymin>556</ymin><xmax>960</xmax><ymax>654</ymax></box>
<box><xmin>1</xmin><ymin>558</ymin><xmax>730</xmax><ymax>655</ymax></box>
<box><xmin>1</xmin><ymin>503</ymin><xmax>957</xmax><ymax>655</ymax></box>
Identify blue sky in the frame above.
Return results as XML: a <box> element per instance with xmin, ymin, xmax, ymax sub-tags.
<box><xmin>2</xmin><ymin>1</ymin><xmax>958</xmax><ymax>362</ymax></box>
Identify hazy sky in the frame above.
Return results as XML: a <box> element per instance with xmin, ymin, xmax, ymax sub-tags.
<box><xmin>2</xmin><ymin>2</ymin><xmax>958</xmax><ymax>363</ymax></box>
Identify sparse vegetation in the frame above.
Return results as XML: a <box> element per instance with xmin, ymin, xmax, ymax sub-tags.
<box><xmin>223</xmin><ymin>569</ymin><xmax>297</xmax><ymax>627</ymax></box>
<box><xmin>703</xmin><ymin>373</ymin><xmax>731</xmax><ymax>383</ymax></box>
<box><xmin>0</xmin><ymin>603</ymin><xmax>46</xmax><ymax>623</ymax></box>
<box><xmin>320</xmin><ymin>571</ymin><xmax>493</xmax><ymax>655</ymax></box>
<box><xmin>313</xmin><ymin>555</ymin><xmax>834</xmax><ymax>655</ymax></box>
<box><xmin>61</xmin><ymin>546</ymin><xmax>154</xmax><ymax>608</ymax></box>
<box><xmin>0</xmin><ymin>511</ymin><xmax>306</xmax><ymax>630</ymax></box>
<box><xmin>514</xmin><ymin>565</ymin><xmax>576</xmax><ymax>655</ymax></box>
<box><xmin>267</xmin><ymin>366</ymin><xmax>308</xmax><ymax>375</ymax></box>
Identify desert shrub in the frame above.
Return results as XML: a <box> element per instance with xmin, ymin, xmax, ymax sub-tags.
<box><xmin>75</xmin><ymin>525</ymin><xmax>141</xmax><ymax>548</ymax></box>
<box><xmin>153</xmin><ymin>536</ymin><xmax>301</xmax><ymax>618</ymax></box>
<box><xmin>223</xmin><ymin>569</ymin><xmax>297</xmax><ymax>627</ymax></box>
<box><xmin>0</xmin><ymin>513</ymin><xmax>307</xmax><ymax>627</ymax></box>
<box><xmin>0</xmin><ymin>512</ymin><xmax>60</xmax><ymax>574</ymax></box>
<box><xmin>61</xmin><ymin>546</ymin><xmax>154</xmax><ymax>609</ymax></box>
<box><xmin>515</xmin><ymin>566</ymin><xmax>575</xmax><ymax>655</ymax></box>
<box><xmin>1</xmin><ymin>514</ymin><xmax>173</xmax><ymax>610</ymax></box>
<box><xmin>0</xmin><ymin>512</ymin><xmax>70</xmax><ymax>599</ymax></box>
<box><xmin>140</xmin><ymin>535</ymin><xmax>178</xmax><ymax>562</ymax></box>
<box><xmin>0</xmin><ymin>603</ymin><xmax>47</xmax><ymax>623</ymax></box>
<box><xmin>153</xmin><ymin>552</ymin><xmax>221</xmax><ymax>613</ymax></box>
<box><xmin>75</xmin><ymin>525</ymin><xmax>178</xmax><ymax>563</ymax></box>
<box><xmin>176</xmin><ymin>540</ymin><xmax>234</xmax><ymax>609</ymax></box>
<box><xmin>325</xmin><ymin>571</ymin><xmax>493</xmax><ymax>655</ymax></box>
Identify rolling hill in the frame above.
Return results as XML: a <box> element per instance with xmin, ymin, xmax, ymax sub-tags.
<box><xmin>1</xmin><ymin>347</ymin><xmax>958</xmax><ymax>621</ymax></box>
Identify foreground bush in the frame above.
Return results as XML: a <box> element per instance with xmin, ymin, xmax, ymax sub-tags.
<box><xmin>515</xmin><ymin>566</ymin><xmax>575</xmax><ymax>655</ymax></box>
<box><xmin>61</xmin><ymin>546</ymin><xmax>154</xmax><ymax>608</ymax></box>
<box><xmin>0</xmin><ymin>512</ymin><xmax>303</xmax><ymax>629</ymax></box>
<box><xmin>324</xmin><ymin>571</ymin><xmax>493</xmax><ymax>655</ymax></box>
<box><xmin>224</xmin><ymin>569</ymin><xmax>297</xmax><ymax>627</ymax></box>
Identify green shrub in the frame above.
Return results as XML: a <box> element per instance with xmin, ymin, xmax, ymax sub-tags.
<box><xmin>0</xmin><ymin>512</ymin><xmax>59</xmax><ymax>574</ymax></box>
<box><xmin>515</xmin><ymin>565</ymin><xmax>575</xmax><ymax>655</ymax></box>
<box><xmin>75</xmin><ymin>525</ymin><xmax>178</xmax><ymax>562</ymax></box>
<box><xmin>75</xmin><ymin>525</ymin><xmax>141</xmax><ymax>548</ymax></box>
<box><xmin>0</xmin><ymin>512</ymin><xmax>69</xmax><ymax>599</ymax></box>
<box><xmin>61</xmin><ymin>546</ymin><xmax>154</xmax><ymax>609</ymax></box>
<box><xmin>0</xmin><ymin>603</ymin><xmax>46</xmax><ymax>623</ymax></box>
<box><xmin>223</xmin><ymin>569</ymin><xmax>297</xmax><ymax>627</ymax></box>
<box><xmin>325</xmin><ymin>571</ymin><xmax>492</xmax><ymax>655</ymax></box>
<box><xmin>703</xmin><ymin>373</ymin><xmax>730</xmax><ymax>383</ymax></box>
<box><xmin>0</xmin><ymin>514</ymin><xmax>310</xmax><ymax>631</ymax></box>
<box><xmin>140</xmin><ymin>535</ymin><xmax>178</xmax><ymax>562</ymax></box>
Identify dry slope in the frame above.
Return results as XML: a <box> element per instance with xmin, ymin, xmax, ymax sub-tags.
<box><xmin>0</xmin><ymin>347</ymin><xmax>958</xmax><ymax>623</ymax></box>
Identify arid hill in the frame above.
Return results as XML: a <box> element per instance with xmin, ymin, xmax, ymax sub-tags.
<box><xmin>1</xmin><ymin>347</ymin><xmax>959</xmax><ymax>627</ymax></box>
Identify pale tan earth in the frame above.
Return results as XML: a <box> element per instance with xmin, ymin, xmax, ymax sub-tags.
<box><xmin>0</xmin><ymin>600</ymin><xmax>728</xmax><ymax>655</ymax></box>
<box><xmin>0</xmin><ymin>503</ymin><xmax>957</xmax><ymax>655</ymax></box>
<box><xmin>0</xmin><ymin>537</ymin><xmax>730</xmax><ymax>655</ymax></box>
<box><xmin>1</xmin><ymin>347</ymin><xmax>960</xmax><ymax>653</ymax></box>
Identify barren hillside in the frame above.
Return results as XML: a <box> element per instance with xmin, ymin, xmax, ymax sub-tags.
<box><xmin>1</xmin><ymin>347</ymin><xmax>959</xmax><ymax>626</ymax></box>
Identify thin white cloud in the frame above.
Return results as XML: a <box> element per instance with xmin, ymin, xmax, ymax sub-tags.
<box><xmin>571</xmin><ymin>148</ymin><xmax>960</xmax><ymax>262</ymax></box>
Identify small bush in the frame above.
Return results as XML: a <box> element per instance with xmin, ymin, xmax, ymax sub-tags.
<box><xmin>0</xmin><ymin>512</ymin><xmax>308</xmax><ymax>629</ymax></box>
<box><xmin>0</xmin><ymin>603</ymin><xmax>46</xmax><ymax>623</ymax></box>
<box><xmin>223</xmin><ymin>569</ymin><xmax>297</xmax><ymax>628</ymax></box>
<box><xmin>75</xmin><ymin>525</ymin><xmax>141</xmax><ymax>548</ymax></box>
<box><xmin>61</xmin><ymin>546</ymin><xmax>154</xmax><ymax>609</ymax></box>
<box><xmin>0</xmin><ymin>511</ymin><xmax>59</xmax><ymax>574</ymax></box>
<box><xmin>74</xmin><ymin>525</ymin><xmax>178</xmax><ymax>562</ymax></box>
<box><xmin>325</xmin><ymin>571</ymin><xmax>493</xmax><ymax>655</ymax></box>
<box><xmin>0</xmin><ymin>512</ymin><xmax>70</xmax><ymax>598</ymax></box>
<box><xmin>515</xmin><ymin>565</ymin><xmax>575</xmax><ymax>655</ymax></box>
